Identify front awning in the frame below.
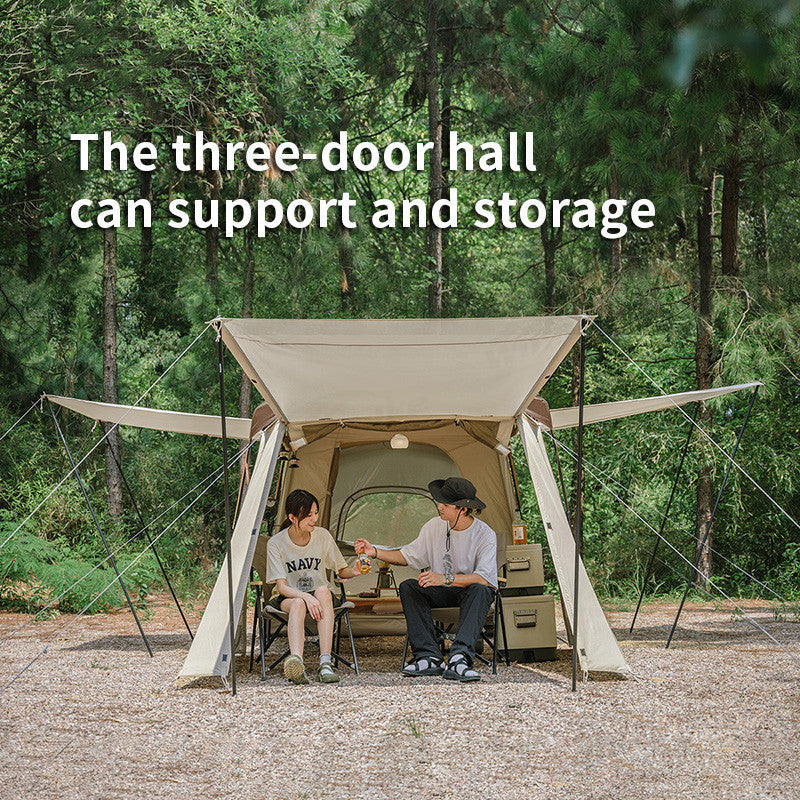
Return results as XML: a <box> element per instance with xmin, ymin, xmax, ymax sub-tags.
<box><xmin>214</xmin><ymin>316</ymin><xmax>588</xmax><ymax>422</ymax></box>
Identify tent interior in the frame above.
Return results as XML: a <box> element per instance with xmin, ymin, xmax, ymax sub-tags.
<box><xmin>273</xmin><ymin>419</ymin><xmax>517</xmax><ymax>616</ymax></box>
<box><xmin>46</xmin><ymin>315</ymin><xmax>761</xmax><ymax>685</ymax></box>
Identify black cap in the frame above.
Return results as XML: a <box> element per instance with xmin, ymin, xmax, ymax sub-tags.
<box><xmin>428</xmin><ymin>477</ymin><xmax>486</xmax><ymax>510</ymax></box>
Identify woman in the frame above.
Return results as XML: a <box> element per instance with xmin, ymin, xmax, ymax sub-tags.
<box><xmin>266</xmin><ymin>489</ymin><xmax>368</xmax><ymax>684</ymax></box>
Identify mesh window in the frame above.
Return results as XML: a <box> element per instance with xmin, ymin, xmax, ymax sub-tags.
<box><xmin>342</xmin><ymin>492</ymin><xmax>437</xmax><ymax>549</ymax></box>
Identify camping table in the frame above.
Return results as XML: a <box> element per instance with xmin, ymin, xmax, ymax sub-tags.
<box><xmin>348</xmin><ymin>597</ymin><xmax>403</xmax><ymax>615</ymax></box>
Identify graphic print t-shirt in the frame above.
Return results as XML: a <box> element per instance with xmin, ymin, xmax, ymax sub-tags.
<box><xmin>266</xmin><ymin>526</ymin><xmax>347</xmax><ymax>596</ymax></box>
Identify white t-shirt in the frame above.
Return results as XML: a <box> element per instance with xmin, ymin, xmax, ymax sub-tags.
<box><xmin>266</xmin><ymin>526</ymin><xmax>347</xmax><ymax>595</ymax></box>
<box><xmin>400</xmin><ymin>516</ymin><xmax>498</xmax><ymax>588</ymax></box>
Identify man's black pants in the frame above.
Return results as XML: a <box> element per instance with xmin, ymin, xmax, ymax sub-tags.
<box><xmin>399</xmin><ymin>579</ymin><xmax>495</xmax><ymax>666</ymax></box>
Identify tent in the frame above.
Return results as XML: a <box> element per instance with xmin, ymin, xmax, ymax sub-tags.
<box><xmin>49</xmin><ymin>315</ymin><xmax>759</xmax><ymax>683</ymax></box>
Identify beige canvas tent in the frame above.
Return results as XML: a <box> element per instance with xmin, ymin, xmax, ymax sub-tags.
<box><xmin>49</xmin><ymin>315</ymin><xmax>759</xmax><ymax>683</ymax></box>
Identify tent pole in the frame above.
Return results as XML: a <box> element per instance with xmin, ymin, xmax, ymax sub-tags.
<box><xmin>630</xmin><ymin>402</ymin><xmax>699</xmax><ymax>632</ymax></box>
<box><xmin>506</xmin><ymin>453</ymin><xmax>523</xmax><ymax>513</ymax></box>
<box><xmin>666</xmin><ymin>385</ymin><xmax>759</xmax><ymax>648</ymax></box>
<box><xmin>46</xmin><ymin>398</ymin><xmax>153</xmax><ymax>657</ymax></box>
<box><xmin>571</xmin><ymin>325</ymin><xmax>586</xmax><ymax>692</ymax></box>
<box><xmin>550</xmin><ymin>433</ymin><xmax>573</xmax><ymax>526</ymax></box>
<box><xmin>107</xmin><ymin>444</ymin><xmax>194</xmax><ymax>640</ymax></box>
<box><xmin>217</xmin><ymin>331</ymin><xmax>237</xmax><ymax>695</ymax></box>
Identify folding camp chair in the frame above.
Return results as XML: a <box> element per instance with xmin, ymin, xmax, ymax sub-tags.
<box><xmin>248</xmin><ymin>534</ymin><xmax>359</xmax><ymax>679</ymax></box>
<box><xmin>400</xmin><ymin>576</ymin><xmax>511</xmax><ymax>674</ymax></box>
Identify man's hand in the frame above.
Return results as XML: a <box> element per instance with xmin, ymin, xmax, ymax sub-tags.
<box><xmin>303</xmin><ymin>593</ymin><xmax>323</xmax><ymax>621</ymax></box>
<box><xmin>418</xmin><ymin>570</ymin><xmax>446</xmax><ymax>588</ymax></box>
<box><xmin>354</xmin><ymin>538</ymin><xmax>377</xmax><ymax>558</ymax></box>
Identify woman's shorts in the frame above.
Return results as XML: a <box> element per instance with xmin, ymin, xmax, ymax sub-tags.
<box><xmin>267</xmin><ymin>591</ymin><xmax>344</xmax><ymax>612</ymax></box>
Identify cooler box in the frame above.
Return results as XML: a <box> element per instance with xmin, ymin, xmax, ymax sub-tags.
<box><xmin>496</xmin><ymin>594</ymin><xmax>557</xmax><ymax>661</ymax></box>
<box><xmin>503</xmin><ymin>543</ymin><xmax>545</xmax><ymax>595</ymax></box>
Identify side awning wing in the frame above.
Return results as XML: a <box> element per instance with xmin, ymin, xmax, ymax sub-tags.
<box><xmin>544</xmin><ymin>383</ymin><xmax>761</xmax><ymax>430</ymax></box>
<box><xmin>48</xmin><ymin>395</ymin><xmax>253</xmax><ymax>440</ymax></box>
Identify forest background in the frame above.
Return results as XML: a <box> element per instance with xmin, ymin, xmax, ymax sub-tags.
<box><xmin>1</xmin><ymin>0</ymin><xmax>798</xmax><ymax>617</ymax></box>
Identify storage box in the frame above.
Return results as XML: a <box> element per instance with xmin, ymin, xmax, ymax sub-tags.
<box><xmin>503</xmin><ymin>543</ymin><xmax>545</xmax><ymax>595</ymax></box>
<box><xmin>496</xmin><ymin>594</ymin><xmax>557</xmax><ymax>661</ymax></box>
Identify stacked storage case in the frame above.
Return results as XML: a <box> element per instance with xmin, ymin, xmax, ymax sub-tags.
<box><xmin>498</xmin><ymin>543</ymin><xmax>557</xmax><ymax>661</ymax></box>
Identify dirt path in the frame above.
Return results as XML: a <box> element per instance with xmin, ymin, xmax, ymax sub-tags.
<box><xmin>0</xmin><ymin>598</ymin><xmax>798</xmax><ymax>799</ymax></box>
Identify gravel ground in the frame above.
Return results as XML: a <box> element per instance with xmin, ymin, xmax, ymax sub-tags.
<box><xmin>0</xmin><ymin>597</ymin><xmax>798</xmax><ymax>800</ymax></box>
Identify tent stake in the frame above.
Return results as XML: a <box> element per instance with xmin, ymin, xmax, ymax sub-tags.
<box><xmin>46</xmin><ymin>398</ymin><xmax>153</xmax><ymax>657</ymax></box>
<box><xmin>666</xmin><ymin>385</ymin><xmax>759</xmax><ymax>648</ymax></box>
<box><xmin>107</xmin><ymin>445</ymin><xmax>194</xmax><ymax>641</ymax></box>
<box><xmin>571</xmin><ymin>325</ymin><xmax>586</xmax><ymax>692</ymax></box>
<box><xmin>630</xmin><ymin>402</ymin><xmax>699</xmax><ymax>632</ymax></box>
<box><xmin>217</xmin><ymin>333</ymin><xmax>237</xmax><ymax>695</ymax></box>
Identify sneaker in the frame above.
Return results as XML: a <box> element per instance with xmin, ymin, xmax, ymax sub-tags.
<box><xmin>283</xmin><ymin>654</ymin><xmax>309</xmax><ymax>685</ymax></box>
<box><xmin>401</xmin><ymin>657</ymin><xmax>444</xmax><ymax>677</ymax></box>
<box><xmin>317</xmin><ymin>662</ymin><xmax>340</xmax><ymax>683</ymax></box>
<box><xmin>443</xmin><ymin>654</ymin><xmax>480</xmax><ymax>682</ymax></box>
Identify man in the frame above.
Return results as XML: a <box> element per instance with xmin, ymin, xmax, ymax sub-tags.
<box><xmin>354</xmin><ymin>476</ymin><xmax>497</xmax><ymax>682</ymax></box>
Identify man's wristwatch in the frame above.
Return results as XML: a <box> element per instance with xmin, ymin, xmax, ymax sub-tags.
<box><xmin>444</xmin><ymin>572</ymin><xmax>455</xmax><ymax>586</ymax></box>
<box><xmin>372</xmin><ymin>545</ymin><xmax>379</xmax><ymax>559</ymax></box>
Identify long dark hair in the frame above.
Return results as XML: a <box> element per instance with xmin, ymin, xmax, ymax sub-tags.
<box><xmin>279</xmin><ymin>489</ymin><xmax>319</xmax><ymax>531</ymax></box>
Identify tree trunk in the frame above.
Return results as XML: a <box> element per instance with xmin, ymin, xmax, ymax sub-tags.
<box><xmin>753</xmin><ymin>201</ymin><xmax>769</xmax><ymax>274</ymax></box>
<box><xmin>102</xmin><ymin>228</ymin><xmax>124</xmax><ymax>519</ymax></box>
<box><xmin>543</xmin><ymin>230</ymin><xmax>557</xmax><ymax>311</ymax></box>
<box><xmin>332</xmin><ymin>88</ymin><xmax>356</xmax><ymax>312</ymax></box>
<box><xmin>205</xmin><ymin>164</ymin><xmax>222</xmax><ymax>296</ymax></box>
<box><xmin>694</xmin><ymin>171</ymin><xmax>716</xmax><ymax>589</ymax></box>
<box><xmin>721</xmin><ymin>150</ymin><xmax>740</xmax><ymax>278</ymax></box>
<box><xmin>139</xmin><ymin>155</ymin><xmax>153</xmax><ymax>279</ymax></box>
<box><xmin>337</xmin><ymin>216</ymin><xmax>355</xmax><ymax>312</ymax></box>
<box><xmin>440</xmin><ymin>21</ymin><xmax>454</xmax><ymax>315</ymax></box>
<box><xmin>22</xmin><ymin>34</ymin><xmax>41</xmax><ymax>281</ymax></box>
<box><xmin>608</xmin><ymin>171</ymin><xmax>622</xmax><ymax>277</ymax></box>
<box><xmin>674</xmin><ymin>211</ymin><xmax>688</xmax><ymax>241</ymax></box>
<box><xmin>753</xmin><ymin>164</ymin><xmax>769</xmax><ymax>274</ymax></box>
<box><xmin>426</xmin><ymin>0</ymin><xmax>443</xmax><ymax>317</ymax></box>
<box><xmin>540</xmin><ymin>190</ymin><xmax>562</xmax><ymax>311</ymax></box>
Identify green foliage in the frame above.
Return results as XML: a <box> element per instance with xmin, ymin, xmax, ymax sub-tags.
<box><xmin>0</xmin><ymin>511</ymin><xmax>158</xmax><ymax>613</ymax></box>
<box><xmin>1</xmin><ymin>0</ymin><xmax>799</xmax><ymax>615</ymax></box>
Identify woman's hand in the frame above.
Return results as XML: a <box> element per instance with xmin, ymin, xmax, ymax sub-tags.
<box><xmin>350</xmin><ymin>559</ymin><xmax>370</xmax><ymax>578</ymax></box>
<box><xmin>418</xmin><ymin>570</ymin><xmax>445</xmax><ymax>588</ymax></box>
<box><xmin>303</xmin><ymin>593</ymin><xmax>323</xmax><ymax>621</ymax></box>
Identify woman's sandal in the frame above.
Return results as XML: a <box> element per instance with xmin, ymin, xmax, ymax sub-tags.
<box><xmin>317</xmin><ymin>662</ymin><xmax>340</xmax><ymax>683</ymax></box>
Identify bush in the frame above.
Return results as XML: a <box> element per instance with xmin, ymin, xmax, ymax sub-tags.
<box><xmin>0</xmin><ymin>511</ymin><xmax>158</xmax><ymax>614</ymax></box>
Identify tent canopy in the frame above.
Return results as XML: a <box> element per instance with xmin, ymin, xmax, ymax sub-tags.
<box><xmin>217</xmin><ymin>315</ymin><xmax>586</xmax><ymax>422</ymax></box>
